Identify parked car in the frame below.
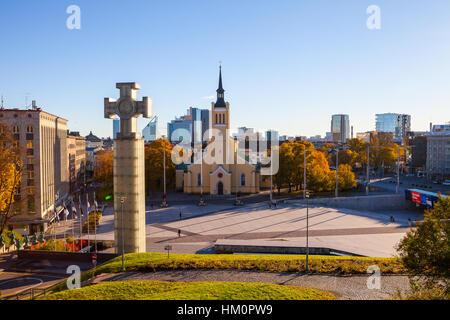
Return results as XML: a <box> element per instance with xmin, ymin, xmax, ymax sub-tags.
<box><xmin>443</xmin><ymin>180</ymin><xmax>450</xmax><ymax>186</ymax></box>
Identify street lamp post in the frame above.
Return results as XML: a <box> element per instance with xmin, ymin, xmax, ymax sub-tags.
<box><xmin>160</xmin><ymin>148</ymin><xmax>168</xmax><ymax>207</ymax></box>
<box><xmin>303</xmin><ymin>148</ymin><xmax>315</xmax><ymax>199</ymax></box>
<box><xmin>366</xmin><ymin>147</ymin><xmax>370</xmax><ymax>196</ymax></box>
<box><xmin>396</xmin><ymin>144</ymin><xmax>400</xmax><ymax>194</ymax></box>
<box><xmin>305</xmin><ymin>190</ymin><xmax>310</xmax><ymax>274</ymax></box>
<box><xmin>234</xmin><ymin>137</ymin><xmax>240</xmax><ymax>206</ymax></box>
<box><xmin>120</xmin><ymin>196</ymin><xmax>126</xmax><ymax>271</ymax></box>
<box><xmin>198</xmin><ymin>146</ymin><xmax>206</xmax><ymax>206</ymax></box>
<box><xmin>335</xmin><ymin>149</ymin><xmax>339</xmax><ymax>198</ymax></box>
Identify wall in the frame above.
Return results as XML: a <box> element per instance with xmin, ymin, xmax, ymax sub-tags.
<box><xmin>297</xmin><ymin>194</ymin><xmax>410</xmax><ymax>211</ymax></box>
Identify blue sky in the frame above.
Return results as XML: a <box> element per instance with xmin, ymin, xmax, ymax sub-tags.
<box><xmin>1</xmin><ymin>0</ymin><xmax>450</xmax><ymax>138</ymax></box>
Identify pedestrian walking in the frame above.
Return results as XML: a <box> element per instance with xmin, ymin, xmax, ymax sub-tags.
<box><xmin>178</xmin><ymin>229</ymin><xmax>181</xmax><ymax>237</ymax></box>
<box><xmin>179</xmin><ymin>211</ymin><xmax>182</xmax><ymax>220</ymax></box>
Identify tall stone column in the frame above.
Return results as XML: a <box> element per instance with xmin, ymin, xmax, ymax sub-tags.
<box><xmin>104</xmin><ymin>82</ymin><xmax>152</xmax><ymax>253</ymax></box>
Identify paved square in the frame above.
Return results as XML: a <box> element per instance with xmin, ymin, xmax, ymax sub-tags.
<box><xmin>54</xmin><ymin>200</ymin><xmax>422</xmax><ymax>257</ymax></box>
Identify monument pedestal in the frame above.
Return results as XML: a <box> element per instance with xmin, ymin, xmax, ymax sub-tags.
<box><xmin>105</xmin><ymin>82</ymin><xmax>152</xmax><ymax>254</ymax></box>
<box><xmin>113</xmin><ymin>138</ymin><xmax>146</xmax><ymax>253</ymax></box>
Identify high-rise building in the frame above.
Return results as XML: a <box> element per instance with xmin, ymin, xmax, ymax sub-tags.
<box><xmin>432</xmin><ymin>123</ymin><xmax>450</xmax><ymax>133</ymax></box>
<box><xmin>266</xmin><ymin>130</ymin><xmax>279</xmax><ymax>150</ymax></box>
<box><xmin>426</xmin><ymin>132</ymin><xmax>450</xmax><ymax>179</ymax></box>
<box><xmin>0</xmin><ymin>107</ymin><xmax>69</xmax><ymax>233</ymax></box>
<box><xmin>331</xmin><ymin>114</ymin><xmax>350</xmax><ymax>143</ymax></box>
<box><xmin>411</xmin><ymin>135</ymin><xmax>427</xmax><ymax>173</ymax></box>
<box><xmin>113</xmin><ymin>118</ymin><xmax>120</xmax><ymax>139</ymax></box>
<box><xmin>375</xmin><ymin>113</ymin><xmax>411</xmax><ymax>139</ymax></box>
<box><xmin>142</xmin><ymin>116</ymin><xmax>160</xmax><ymax>143</ymax></box>
<box><xmin>167</xmin><ymin>107</ymin><xmax>209</xmax><ymax>146</ymax></box>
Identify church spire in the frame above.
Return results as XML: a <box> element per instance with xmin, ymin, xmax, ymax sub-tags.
<box><xmin>215</xmin><ymin>64</ymin><xmax>226</xmax><ymax>108</ymax></box>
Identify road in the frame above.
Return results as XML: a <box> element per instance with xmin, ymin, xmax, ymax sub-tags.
<box><xmin>370</xmin><ymin>175</ymin><xmax>450</xmax><ymax>195</ymax></box>
<box><xmin>0</xmin><ymin>271</ymin><xmax>63</xmax><ymax>299</ymax></box>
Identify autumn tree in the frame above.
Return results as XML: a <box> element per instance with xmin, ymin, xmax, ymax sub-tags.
<box><xmin>330</xmin><ymin>149</ymin><xmax>357</xmax><ymax>168</ymax></box>
<box><xmin>328</xmin><ymin>164</ymin><xmax>357</xmax><ymax>192</ymax></box>
<box><xmin>145</xmin><ymin>139</ymin><xmax>175</xmax><ymax>195</ymax></box>
<box><xmin>305</xmin><ymin>150</ymin><xmax>332</xmax><ymax>192</ymax></box>
<box><xmin>0</xmin><ymin>124</ymin><xmax>23</xmax><ymax>236</ymax></box>
<box><xmin>93</xmin><ymin>148</ymin><xmax>114</xmax><ymax>186</ymax></box>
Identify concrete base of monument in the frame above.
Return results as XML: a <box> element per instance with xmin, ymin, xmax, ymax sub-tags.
<box><xmin>113</xmin><ymin>138</ymin><xmax>147</xmax><ymax>253</ymax></box>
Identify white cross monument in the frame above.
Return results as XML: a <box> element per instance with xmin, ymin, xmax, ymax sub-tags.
<box><xmin>105</xmin><ymin>82</ymin><xmax>152</xmax><ymax>253</ymax></box>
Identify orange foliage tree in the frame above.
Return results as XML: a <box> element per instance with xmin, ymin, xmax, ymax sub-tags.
<box><xmin>0</xmin><ymin>124</ymin><xmax>23</xmax><ymax>235</ymax></box>
<box><xmin>145</xmin><ymin>139</ymin><xmax>175</xmax><ymax>195</ymax></box>
<box><xmin>93</xmin><ymin>149</ymin><xmax>114</xmax><ymax>186</ymax></box>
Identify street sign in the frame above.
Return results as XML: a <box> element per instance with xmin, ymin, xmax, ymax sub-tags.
<box><xmin>164</xmin><ymin>245</ymin><xmax>172</xmax><ymax>258</ymax></box>
<box><xmin>92</xmin><ymin>253</ymin><xmax>97</xmax><ymax>266</ymax></box>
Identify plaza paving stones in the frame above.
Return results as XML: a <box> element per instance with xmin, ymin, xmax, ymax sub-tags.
<box><xmin>56</xmin><ymin>200</ymin><xmax>423</xmax><ymax>257</ymax></box>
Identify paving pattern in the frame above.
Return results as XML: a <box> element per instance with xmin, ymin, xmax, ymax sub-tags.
<box><xmin>55</xmin><ymin>199</ymin><xmax>423</xmax><ymax>257</ymax></box>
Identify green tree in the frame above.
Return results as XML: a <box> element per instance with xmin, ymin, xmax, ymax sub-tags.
<box><xmin>396</xmin><ymin>197</ymin><xmax>450</xmax><ymax>297</ymax></box>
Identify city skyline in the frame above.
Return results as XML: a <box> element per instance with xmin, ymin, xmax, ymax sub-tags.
<box><xmin>1</xmin><ymin>1</ymin><xmax>450</xmax><ymax>138</ymax></box>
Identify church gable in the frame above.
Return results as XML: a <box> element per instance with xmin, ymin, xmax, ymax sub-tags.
<box><xmin>210</xmin><ymin>165</ymin><xmax>231</xmax><ymax>176</ymax></box>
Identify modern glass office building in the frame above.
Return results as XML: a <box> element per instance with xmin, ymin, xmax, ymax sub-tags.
<box><xmin>113</xmin><ymin>118</ymin><xmax>120</xmax><ymax>139</ymax></box>
<box><xmin>167</xmin><ymin>107</ymin><xmax>209</xmax><ymax>146</ymax></box>
<box><xmin>375</xmin><ymin>113</ymin><xmax>411</xmax><ymax>139</ymax></box>
<box><xmin>331</xmin><ymin>114</ymin><xmax>350</xmax><ymax>143</ymax></box>
<box><xmin>142</xmin><ymin>116</ymin><xmax>160</xmax><ymax>143</ymax></box>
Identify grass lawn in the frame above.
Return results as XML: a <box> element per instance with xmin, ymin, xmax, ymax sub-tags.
<box><xmin>93</xmin><ymin>252</ymin><xmax>406</xmax><ymax>275</ymax></box>
<box><xmin>40</xmin><ymin>280</ymin><xmax>336</xmax><ymax>300</ymax></box>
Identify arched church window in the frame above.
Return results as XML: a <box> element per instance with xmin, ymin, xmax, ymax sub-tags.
<box><xmin>241</xmin><ymin>174</ymin><xmax>246</xmax><ymax>186</ymax></box>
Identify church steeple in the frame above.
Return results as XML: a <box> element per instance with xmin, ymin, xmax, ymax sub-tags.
<box><xmin>215</xmin><ymin>65</ymin><xmax>226</xmax><ymax>108</ymax></box>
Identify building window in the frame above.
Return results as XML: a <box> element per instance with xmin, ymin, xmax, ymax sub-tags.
<box><xmin>27</xmin><ymin>186</ymin><xmax>35</xmax><ymax>195</ymax></box>
<box><xmin>241</xmin><ymin>174</ymin><xmax>246</xmax><ymax>186</ymax></box>
<box><xmin>13</xmin><ymin>125</ymin><xmax>19</xmax><ymax>133</ymax></box>
<box><xmin>197</xmin><ymin>173</ymin><xmax>201</xmax><ymax>186</ymax></box>
<box><xmin>26</xmin><ymin>125</ymin><xmax>33</xmax><ymax>133</ymax></box>
<box><xmin>27</xmin><ymin>140</ymin><xmax>34</xmax><ymax>149</ymax></box>
<box><xmin>27</xmin><ymin>196</ymin><xmax>35</xmax><ymax>212</ymax></box>
<box><xmin>218</xmin><ymin>173</ymin><xmax>223</xmax><ymax>178</ymax></box>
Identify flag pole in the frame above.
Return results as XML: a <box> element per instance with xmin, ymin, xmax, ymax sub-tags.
<box><xmin>79</xmin><ymin>194</ymin><xmax>82</xmax><ymax>250</ymax></box>
<box><xmin>94</xmin><ymin>192</ymin><xmax>97</xmax><ymax>253</ymax></box>
<box><xmin>87</xmin><ymin>191</ymin><xmax>90</xmax><ymax>253</ymax></box>
<box><xmin>71</xmin><ymin>198</ymin><xmax>75</xmax><ymax>252</ymax></box>
<box><xmin>63</xmin><ymin>201</ymin><xmax>66</xmax><ymax>251</ymax></box>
